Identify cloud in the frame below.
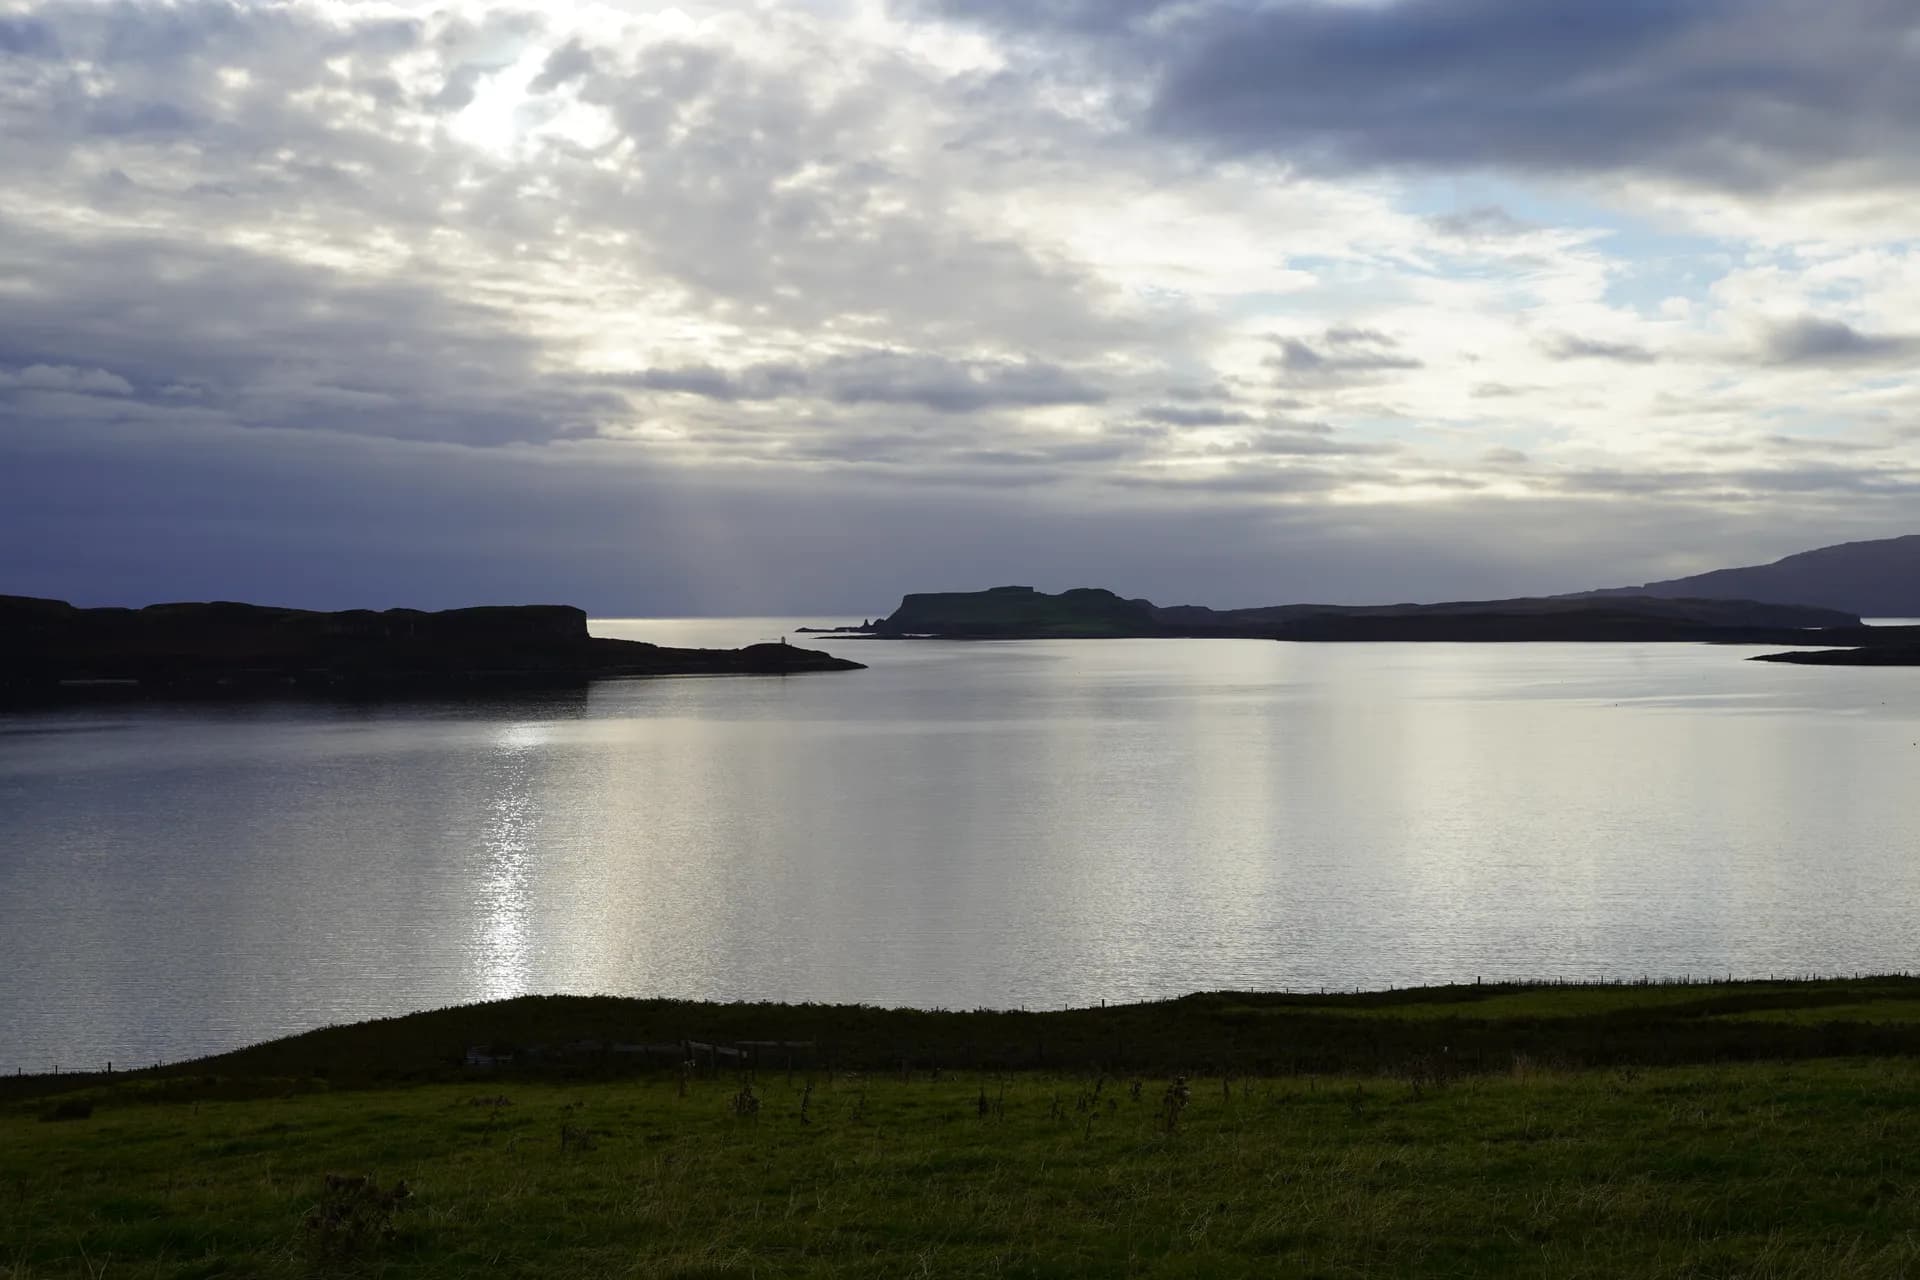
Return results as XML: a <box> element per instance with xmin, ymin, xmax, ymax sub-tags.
<box><xmin>623</xmin><ymin>351</ymin><xmax>1106</xmax><ymax>414</ymax></box>
<box><xmin>1427</xmin><ymin>206</ymin><xmax>1535</xmax><ymax>240</ymax></box>
<box><xmin>1143</xmin><ymin>0</ymin><xmax>1920</xmax><ymax>196</ymax></box>
<box><xmin>623</xmin><ymin>364</ymin><xmax>809</xmax><ymax>403</ymax></box>
<box><xmin>0</xmin><ymin>15</ymin><xmax>57</xmax><ymax>54</ymax></box>
<box><xmin>1268</xmin><ymin>328</ymin><xmax>1423</xmax><ymax>386</ymax></box>
<box><xmin>1544</xmin><ymin>335</ymin><xmax>1660</xmax><ymax>364</ymax></box>
<box><xmin>0</xmin><ymin>364</ymin><xmax>133</xmax><ymax>395</ymax></box>
<box><xmin>899</xmin><ymin>0</ymin><xmax>1178</xmax><ymax>37</ymax></box>
<box><xmin>1553</xmin><ymin>463</ymin><xmax>1920</xmax><ymax>499</ymax></box>
<box><xmin>1763</xmin><ymin>434</ymin><xmax>1890</xmax><ymax>455</ymax></box>
<box><xmin>528</xmin><ymin>38</ymin><xmax>594</xmax><ymax>94</ymax></box>
<box><xmin>1759</xmin><ymin>317</ymin><xmax>1919</xmax><ymax>367</ymax></box>
<box><xmin>1</xmin><ymin>0</ymin><xmax>1918</xmax><ymax>613</ymax></box>
<box><xmin>1240</xmin><ymin>431</ymin><xmax>1398</xmax><ymax>458</ymax></box>
<box><xmin>0</xmin><ymin>216</ymin><xmax>616</xmax><ymax>446</ymax></box>
<box><xmin>823</xmin><ymin>352</ymin><xmax>1106</xmax><ymax>413</ymax></box>
<box><xmin>8</xmin><ymin>401</ymin><xmax>1917</xmax><ymax>614</ymax></box>
<box><xmin>1138</xmin><ymin>404</ymin><xmax>1255</xmax><ymax>427</ymax></box>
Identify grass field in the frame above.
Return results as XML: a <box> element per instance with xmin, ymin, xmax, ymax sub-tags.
<box><xmin>8</xmin><ymin>980</ymin><xmax>1920</xmax><ymax>1277</ymax></box>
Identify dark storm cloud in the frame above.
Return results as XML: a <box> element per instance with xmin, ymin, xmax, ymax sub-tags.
<box><xmin>1544</xmin><ymin>335</ymin><xmax>1660</xmax><ymax>364</ymax></box>
<box><xmin>1759</xmin><ymin>317</ymin><xmax>1919</xmax><ymax>367</ymax></box>
<box><xmin>622</xmin><ymin>351</ymin><xmax>1106</xmax><ymax>414</ymax></box>
<box><xmin>923</xmin><ymin>0</ymin><xmax>1920</xmax><ymax>195</ymax></box>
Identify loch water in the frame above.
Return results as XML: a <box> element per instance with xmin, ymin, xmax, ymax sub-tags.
<box><xmin>3</xmin><ymin>621</ymin><xmax>1919</xmax><ymax>1069</ymax></box>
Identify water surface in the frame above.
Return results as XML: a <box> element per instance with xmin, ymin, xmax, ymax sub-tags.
<box><xmin>3</xmin><ymin>621</ymin><xmax>1918</xmax><ymax>1069</ymax></box>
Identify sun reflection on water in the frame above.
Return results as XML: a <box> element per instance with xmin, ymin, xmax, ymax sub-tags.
<box><xmin>474</xmin><ymin>722</ymin><xmax>547</xmax><ymax>1001</ymax></box>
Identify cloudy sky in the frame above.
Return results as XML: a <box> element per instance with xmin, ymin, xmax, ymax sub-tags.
<box><xmin>2</xmin><ymin>0</ymin><xmax>1917</xmax><ymax>614</ymax></box>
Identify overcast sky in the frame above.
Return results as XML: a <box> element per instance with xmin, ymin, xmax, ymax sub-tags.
<box><xmin>2</xmin><ymin>0</ymin><xmax>1917</xmax><ymax>614</ymax></box>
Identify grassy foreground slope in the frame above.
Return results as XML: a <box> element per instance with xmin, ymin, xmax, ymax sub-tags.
<box><xmin>9</xmin><ymin>980</ymin><xmax>1920</xmax><ymax>1277</ymax></box>
<box><xmin>14</xmin><ymin>976</ymin><xmax>1920</xmax><ymax>1093</ymax></box>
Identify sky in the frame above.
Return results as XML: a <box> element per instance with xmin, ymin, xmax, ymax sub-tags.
<box><xmin>1</xmin><ymin>0</ymin><xmax>1917</xmax><ymax>615</ymax></box>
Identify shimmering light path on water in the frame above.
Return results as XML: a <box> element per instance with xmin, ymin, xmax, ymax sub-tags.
<box><xmin>3</xmin><ymin>621</ymin><xmax>1918</xmax><ymax>1068</ymax></box>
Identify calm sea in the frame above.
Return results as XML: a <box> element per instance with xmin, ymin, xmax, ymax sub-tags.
<box><xmin>3</xmin><ymin>619</ymin><xmax>1918</xmax><ymax>1070</ymax></box>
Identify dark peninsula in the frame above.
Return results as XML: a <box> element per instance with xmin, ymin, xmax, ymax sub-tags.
<box><xmin>1751</xmin><ymin>639</ymin><xmax>1920</xmax><ymax>666</ymax></box>
<box><xmin>0</xmin><ymin>596</ymin><xmax>862</xmax><ymax>702</ymax></box>
<box><xmin>844</xmin><ymin>584</ymin><xmax>1864</xmax><ymax>644</ymax></box>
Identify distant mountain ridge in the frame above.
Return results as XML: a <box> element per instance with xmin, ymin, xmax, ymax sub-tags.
<box><xmin>1581</xmin><ymin>534</ymin><xmax>1920</xmax><ymax>618</ymax></box>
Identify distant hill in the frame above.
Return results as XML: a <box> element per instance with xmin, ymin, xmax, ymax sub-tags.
<box><xmin>862</xmin><ymin>585</ymin><xmax>1859</xmax><ymax>642</ymax></box>
<box><xmin>1583</xmin><ymin>535</ymin><xmax>1920</xmax><ymax>617</ymax></box>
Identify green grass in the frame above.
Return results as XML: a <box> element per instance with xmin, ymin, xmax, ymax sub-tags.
<box><xmin>7</xmin><ymin>1061</ymin><xmax>1920</xmax><ymax>1277</ymax></box>
<box><xmin>1717</xmin><ymin>1000</ymin><xmax>1920</xmax><ymax>1026</ymax></box>
<box><xmin>12</xmin><ymin>979</ymin><xmax>1920</xmax><ymax>1276</ymax></box>
<box><xmin>1294</xmin><ymin>983</ymin><xmax>1823</xmax><ymax>1020</ymax></box>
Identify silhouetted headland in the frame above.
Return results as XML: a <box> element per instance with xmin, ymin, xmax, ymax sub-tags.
<box><xmin>842</xmin><ymin>584</ymin><xmax>1863</xmax><ymax>643</ymax></box>
<box><xmin>0</xmin><ymin>596</ymin><xmax>863</xmax><ymax>702</ymax></box>
<box><xmin>1751</xmin><ymin>639</ymin><xmax>1920</xmax><ymax>666</ymax></box>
